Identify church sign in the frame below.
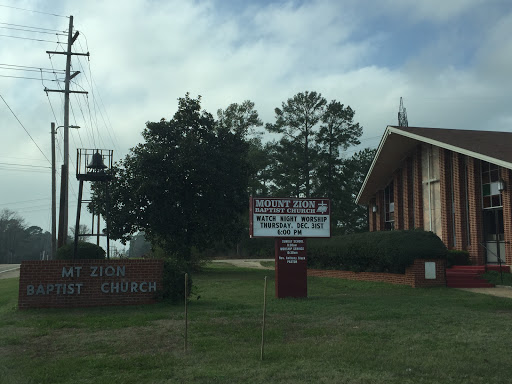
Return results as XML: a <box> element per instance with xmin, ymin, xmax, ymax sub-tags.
<box><xmin>249</xmin><ymin>197</ymin><xmax>331</xmax><ymax>299</ymax></box>
<box><xmin>249</xmin><ymin>197</ymin><xmax>331</xmax><ymax>238</ymax></box>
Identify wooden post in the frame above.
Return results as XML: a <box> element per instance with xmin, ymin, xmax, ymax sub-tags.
<box><xmin>184</xmin><ymin>273</ymin><xmax>188</xmax><ymax>353</ymax></box>
<box><xmin>51</xmin><ymin>122</ymin><xmax>56</xmax><ymax>259</ymax></box>
<box><xmin>261</xmin><ymin>276</ymin><xmax>268</xmax><ymax>361</ymax></box>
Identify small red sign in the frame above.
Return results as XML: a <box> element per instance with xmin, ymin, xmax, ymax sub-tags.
<box><xmin>275</xmin><ymin>238</ymin><xmax>307</xmax><ymax>298</ymax></box>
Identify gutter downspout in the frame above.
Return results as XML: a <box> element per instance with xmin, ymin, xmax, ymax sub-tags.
<box><xmin>428</xmin><ymin>145</ymin><xmax>432</xmax><ymax>232</ymax></box>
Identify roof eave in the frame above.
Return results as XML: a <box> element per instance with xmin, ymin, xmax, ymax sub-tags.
<box><xmin>388</xmin><ymin>127</ymin><xmax>512</xmax><ymax>170</ymax></box>
<box><xmin>355</xmin><ymin>126</ymin><xmax>393</xmax><ymax>205</ymax></box>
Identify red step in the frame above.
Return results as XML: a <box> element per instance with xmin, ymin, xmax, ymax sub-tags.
<box><xmin>446</xmin><ymin>281</ymin><xmax>494</xmax><ymax>288</ymax></box>
<box><xmin>445</xmin><ymin>265</ymin><xmax>507</xmax><ymax>289</ymax></box>
<box><xmin>485</xmin><ymin>265</ymin><xmax>510</xmax><ymax>273</ymax></box>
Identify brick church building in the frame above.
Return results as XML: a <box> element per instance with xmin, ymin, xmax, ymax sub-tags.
<box><xmin>356</xmin><ymin>126</ymin><xmax>512</xmax><ymax>267</ymax></box>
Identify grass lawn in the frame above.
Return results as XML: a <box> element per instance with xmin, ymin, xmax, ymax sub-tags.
<box><xmin>2</xmin><ymin>263</ymin><xmax>512</xmax><ymax>383</ymax></box>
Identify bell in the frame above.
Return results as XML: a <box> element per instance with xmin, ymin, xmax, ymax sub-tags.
<box><xmin>87</xmin><ymin>151</ymin><xmax>107</xmax><ymax>171</ymax></box>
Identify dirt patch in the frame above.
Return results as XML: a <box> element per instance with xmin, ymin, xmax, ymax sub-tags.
<box><xmin>5</xmin><ymin>320</ymin><xmax>186</xmax><ymax>360</ymax></box>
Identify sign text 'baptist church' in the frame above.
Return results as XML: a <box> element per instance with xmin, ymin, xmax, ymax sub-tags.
<box><xmin>250</xmin><ymin>197</ymin><xmax>330</xmax><ymax>238</ymax></box>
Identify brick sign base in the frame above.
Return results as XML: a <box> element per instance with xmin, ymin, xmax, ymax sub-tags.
<box><xmin>18</xmin><ymin>259</ymin><xmax>163</xmax><ymax>309</ymax></box>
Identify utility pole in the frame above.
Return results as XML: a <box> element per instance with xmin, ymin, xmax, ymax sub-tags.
<box><xmin>51</xmin><ymin>122</ymin><xmax>56</xmax><ymax>259</ymax></box>
<box><xmin>45</xmin><ymin>15</ymin><xmax>89</xmax><ymax>247</ymax></box>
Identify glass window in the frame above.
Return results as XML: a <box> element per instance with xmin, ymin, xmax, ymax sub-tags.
<box><xmin>481</xmin><ymin>161</ymin><xmax>502</xmax><ymax>209</ymax></box>
<box><xmin>384</xmin><ymin>181</ymin><xmax>395</xmax><ymax>230</ymax></box>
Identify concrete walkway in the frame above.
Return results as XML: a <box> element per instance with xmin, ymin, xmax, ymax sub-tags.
<box><xmin>212</xmin><ymin>259</ymin><xmax>274</xmax><ymax>270</ymax></box>
<box><xmin>459</xmin><ymin>286</ymin><xmax>512</xmax><ymax>299</ymax></box>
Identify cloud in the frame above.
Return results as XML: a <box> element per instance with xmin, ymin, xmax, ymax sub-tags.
<box><xmin>1</xmin><ymin>0</ymin><xmax>512</xmax><ymax>232</ymax></box>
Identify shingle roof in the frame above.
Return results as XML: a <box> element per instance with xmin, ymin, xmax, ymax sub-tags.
<box><xmin>356</xmin><ymin>126</ymin><xmax>512</xmax><ymax>204</ymax></box>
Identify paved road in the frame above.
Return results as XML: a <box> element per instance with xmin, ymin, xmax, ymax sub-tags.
<box><xmin>0</xmin><ymin>264</ymin><xmax>20</xmax><ymax>280</ymax></box>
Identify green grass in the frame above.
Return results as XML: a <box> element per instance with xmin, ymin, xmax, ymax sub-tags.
<box><xmin>2</xmin><ymin>264</ymin><xmax>512</xmax><ymax>383</ymax></box>
<box><xmin>260</xmin><ymin>260</ymin><xmax>275</xmax><ymax>268</ymax></box>
<box><xmin>482</xmin><ymin>271</ymin><xmax>512</xmax><ymax>287</ymax></box>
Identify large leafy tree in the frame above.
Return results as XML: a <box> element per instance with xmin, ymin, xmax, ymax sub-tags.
<box><xmin>216</xmin><ymin>101</ymin><xmax>269</xmax><ymax>196</ymax></box>
<box><xmin>266</xmin><ymin>91</ymin><xmax>327</xmax><ymax>197</ymax></box>
<box><xmin>315</xmin><ymin>101</ymin><xmax>362</xmax><ymax>199</ymax></box>
<box><xmin>0</xmin><ymin>209</ymin><xmax>51</xmax><ymax>262</ymax></box>
<box><xmin>90</xmin><ymin>94</ymin><xmax>250</xmax><ymax>265</ymax></box>
<box><xmin>0</xmin><ymin>209</ymin><xmax>26</xmax><ymax>263</ymax></box>
<box><xmin>335</xmin><ymin>148</ymin><xmax>376</xmax><ymax>234</ymax></box>
<box><xmin>264</xmin><ymin>91</ymin><xmax>371</xmax><ymax>233</ymax></box>
<box><xmin>128</xmin><ymin>232</ymin><xmax>151</xmax><ymax>258</ymax></box>
<box><xmin>216</xmin><ymin>100</ymin><xmax>262</xmax><ymax>138</ymax></box>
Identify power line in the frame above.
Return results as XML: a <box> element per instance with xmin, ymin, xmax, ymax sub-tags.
<box><xmin>0</xmin><ymin>22</ymin><xmax>64</xmax><ymax>33</ymax></box>
<box><xmin>0</xmin><ymin>33</ymin><xmax>63</xmax><ymax>43</ymax></box>
<box><xmin>0</xmin><ymin>93</ymin><xmax>52</xmax><ymax>165</ymax></box>
<box><xmin>0</xmin><ymin>167</ymin><xmax>51</xmax><ymax>173</ymax></box>
<box><xmin>0</xmin><ymin>155</ymin><xmax>48</xmax><ymax>162</ymax></box>
<box><xmin>0</xmin><ymin>74</ymin><xmax>63</xmax><ymax>81</ymax></box>
<box><xmin>0</xmin><ymin>65</ymin><xmax>64</xmax><ymax>74</ymax></box>
<box><xmin>0</xmin><ymin>63</ymin><xmax>65</xmax><ymax>72</ymax></box>
<box><xmin>78</xmin><ymin>33</ymin><xmax>121</xmax><ymax>152</ymax></box>
<box><xmin>46</xmin><ymin>92</ymin><xmax>60</xmax><ymax>126</ymax></box>
<box><xmin>0</xmin><ymin>197</ymin><xmax>50</xmax><ymax>206</ymax></box>
<box><xmin>0</xmin><ymin>4</ymin><xmax>68</xmax><ymax>18</ymax></box>
<box><xmin>0</xmin><ymin>26</ymin><xmax>66</xmax><ymax>36</ymax></box>
<box><xmin>0</xmin><ymin>162</ymin><xmax>50</xmax><ymax>169</ymax></box>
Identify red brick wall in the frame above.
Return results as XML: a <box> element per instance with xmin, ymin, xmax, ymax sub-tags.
<box><xmin>393</xmin><ymin>170</ymin><xmax>403</xmax><ymax>230</ymax></box>
<box><xmin>440</xmin><ymin>149</ymin><xmax>454</xmax><ymax>248</ymax></box>
<box><xmin>308</xmin><ymin>259</ymin><xmax>446</xmax><ymax>288</ymax></box>
<box><xmin>376</xmin><ymin>190</ymin><xmax>385</xmax><ymax>231</ymax></box>
<box><xmin>501</xmin><ymin>168</ymin><xmax>512</xmax><ymax>266</ymax></box>
<box><xmin>368</xmin><ymin>198</ymin><xmax>377</xmax><ymax>232</ymax></box>
<box><xmin>18</xmin><ymin>259</ymin><xmax>164</xmax><ymax>310</ymax></box>
<box><xmin>467</xmin><ymin>158</ymin><xmax>485</xmax><ymax>264</ymax></box>
<box><xmin>364</xmin><ymin>142</ymin><xmax>512</xmax><ymax>267</ymax></box>
<box><xmin>413</xmin><ymin>145</ymin><xmax>424</xmax><ymax>229</ymax></box>
<box><xmin>452</xmin><ymin>154</ymin><xmax>468</xmax><ymax>250</ymax></box>
<box><xmin>402</xmin><ymin>157</ymin><xmax>414</xmax><ymax>229</ymax></box>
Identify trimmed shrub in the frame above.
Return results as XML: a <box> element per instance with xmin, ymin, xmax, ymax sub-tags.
<box><xmin>55</xmin><ymin>241</ymin><xmax>106</xmax><ymax>260</ymax></box>
<box><xmin>446</xmin><ymin>249</ymin><xmax>471</xmax><ymax>267</ymax></box>
<box><xmin>157</xmin><ymin>259</ymin><xmax>193</xmax><ymax>303</ymax></box>
<box><xmin>308</xmin><ymin>230</ymin><xmax>447</xmax><ymax>274</ymax></box>
<box><xmin>149</xmin><ymin>247</ymin><xmax>193</xmax><ymax>303</ymax></box>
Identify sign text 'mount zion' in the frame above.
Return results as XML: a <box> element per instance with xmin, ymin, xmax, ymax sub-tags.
<box><xmin>250</xmin><ymin>197</ymin><xmax>330</xmax><ymax>238</ymax></box>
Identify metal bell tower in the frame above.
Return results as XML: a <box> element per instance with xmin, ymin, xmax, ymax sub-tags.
<box><xmin>74</xmin><ymin>148</ymin><xmax>113</xmax><ymax>259</ymax></box>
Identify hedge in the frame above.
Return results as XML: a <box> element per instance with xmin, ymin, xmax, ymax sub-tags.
<box><xmin>308</xmin><ymin>230</ymin><xmax>447</xmax><ymax>274</ymax></box>
<box><xmin>446</xmin><ymin>249</ymin><xmax>470</xmax><ymax>267</ymax></box>
<box><xmin>55</xmin><ymin>241</ymin><xmax>106</xmax><ymax>260</ymax></box>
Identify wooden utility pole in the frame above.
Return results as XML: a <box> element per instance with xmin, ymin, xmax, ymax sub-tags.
<box><xmin>51</xmin><ymin>122</ymin><xmax>56</xmax><ymax>259</ymax></box>
<box><xmin>45</xmin><ymin>15</ymin><xmax>88</xmax><ymax>247</ymax></box>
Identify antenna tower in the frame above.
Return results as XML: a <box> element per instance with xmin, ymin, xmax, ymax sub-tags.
<box><xmin>398</xmin><ymin>97</ymin><xmax>408</xmax><ymax>127</ymax></box>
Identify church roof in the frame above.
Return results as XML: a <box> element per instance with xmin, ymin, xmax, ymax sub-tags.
<box><xmin>356</xmin><ymin>126</ymin><xmax>512</xmax><ymax>204</ymax></box>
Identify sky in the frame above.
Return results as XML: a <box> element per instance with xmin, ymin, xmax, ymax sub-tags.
<box><xmin>1</xmin><ymin>0</ymin><xmax>512</xmax><ymax>249</ymax></box>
